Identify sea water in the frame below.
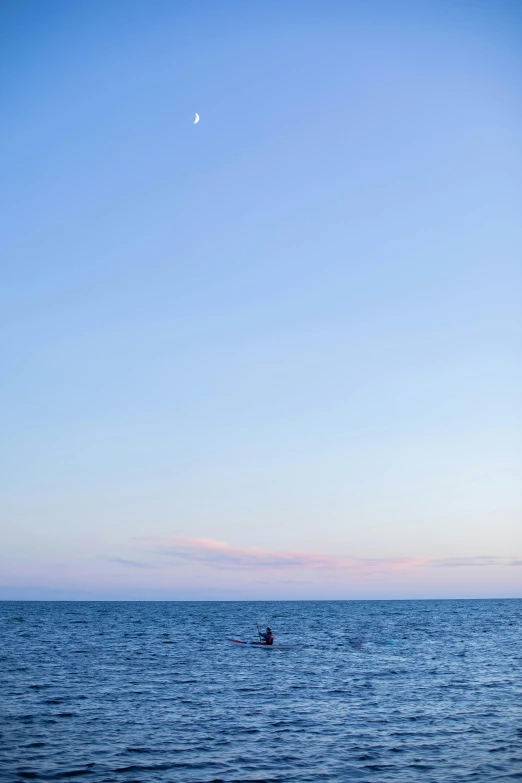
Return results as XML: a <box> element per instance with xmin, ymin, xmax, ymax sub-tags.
<box><xmin>1</xmin><ymin>599</ymin><xmax>521</xmax><ymax>782</ymax></box>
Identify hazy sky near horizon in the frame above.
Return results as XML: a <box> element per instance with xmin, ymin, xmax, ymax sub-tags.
<box><xmin>1</xmin><ymin>0</ymin><xmax>521</xmax><ymax>600</ymax></box>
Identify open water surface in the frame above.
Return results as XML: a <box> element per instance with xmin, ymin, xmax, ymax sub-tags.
<box><xmin>1</xmin><ymin>599</ymin><xmax>521</xmax><ymax>782</ymax></box>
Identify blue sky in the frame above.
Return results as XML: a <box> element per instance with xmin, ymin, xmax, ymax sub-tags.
<box><xmin>1</xmin><ymin>0</ymin><xmax>521</xmax><ymax>599</ymax></box>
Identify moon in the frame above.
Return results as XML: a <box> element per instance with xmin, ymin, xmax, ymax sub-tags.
<box><xmin>194</xmin><ymin>113</ymin><xmax>200</xmax><ymax>124</ymax></box>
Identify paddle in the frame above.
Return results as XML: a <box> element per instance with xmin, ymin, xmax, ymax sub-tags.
<box><xmin>256</xmin><ymin>621</ymin><xmax>262</xmax><ymax>640</ymax></box>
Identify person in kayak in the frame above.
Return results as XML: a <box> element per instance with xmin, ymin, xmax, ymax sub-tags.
<box><xmin>259</xmin><ymin>627</ymin><xmax>274</xmax><ymax>645</ymax></box>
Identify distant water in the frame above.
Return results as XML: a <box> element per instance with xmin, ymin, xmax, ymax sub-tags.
<box><xmin>1</xmin><ymin>599</ymin><xmax>521</xmax><ymax>782</ymax></box>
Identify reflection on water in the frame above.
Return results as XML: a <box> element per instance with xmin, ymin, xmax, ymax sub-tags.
<box><xmin>1</xmin><ymin>599</ymin><xmax>521</xmax><ymax>782</ymax></box>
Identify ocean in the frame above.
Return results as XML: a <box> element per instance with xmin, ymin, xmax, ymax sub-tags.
<box><xmin>1</xmin><ymin>599</ymin><xmax>521</xmax><ymax>782</ymax></box>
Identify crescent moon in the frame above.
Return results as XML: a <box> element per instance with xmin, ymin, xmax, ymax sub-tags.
<box><xmin>194</xmin><ymin>113</ymin><xmax>200</xmax><ymax>124</ymax></box>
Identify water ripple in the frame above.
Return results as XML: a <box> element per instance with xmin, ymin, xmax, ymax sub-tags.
<box><xmin>1</xmin><ymin>599</ymin><xmax>521</xmax><ymax>782</ymax></box>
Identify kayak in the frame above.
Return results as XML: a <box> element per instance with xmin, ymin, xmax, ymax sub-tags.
<box><xmin>226</xmin><ymin>638</ymin><xmax>301</xmax><ymax>649</ymax></box>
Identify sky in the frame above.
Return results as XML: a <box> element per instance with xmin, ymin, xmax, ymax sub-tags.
<box><xmin>1</xmin><ymin>0</ymin><xmax>521</xmax><ymax>600</ymax></box>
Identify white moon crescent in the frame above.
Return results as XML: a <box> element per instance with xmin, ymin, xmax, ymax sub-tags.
<box><xmin>194</xmin><ymin>113</ymin><xmax>200</xmax><ymax>124</ymax></box>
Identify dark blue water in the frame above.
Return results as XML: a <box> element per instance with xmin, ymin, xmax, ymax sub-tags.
<box><xmin>1</xmin><ymin>600</ymin><xmax>521</xmax><ymax>782</ymax></box>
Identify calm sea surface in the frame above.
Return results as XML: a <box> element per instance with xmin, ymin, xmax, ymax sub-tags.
<box><xmin>1</xmin><ymin>600</ymin><xmax>521</xmax><ymax>782</ymax></box>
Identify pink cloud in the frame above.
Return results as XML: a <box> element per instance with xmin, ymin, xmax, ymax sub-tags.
<box><xmin>140</xmin><ymin>537</ymin><xmax>522</xmax><ymax>573</ymax></box>
<box><xmin>146</xmin><ymin>536</ymin><xmax>425</xmax><ymax>571</ymax></box>
<box><xmin>428</xmin><ymin>556</ymin><xmax>522</xmax><ymax>568</ymax></box>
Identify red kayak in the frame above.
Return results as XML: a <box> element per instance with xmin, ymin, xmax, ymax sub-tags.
<box><xmin>226</xmin><ymin>638</ymin><xmax>301</xmax><ymax>649</ymax></box>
